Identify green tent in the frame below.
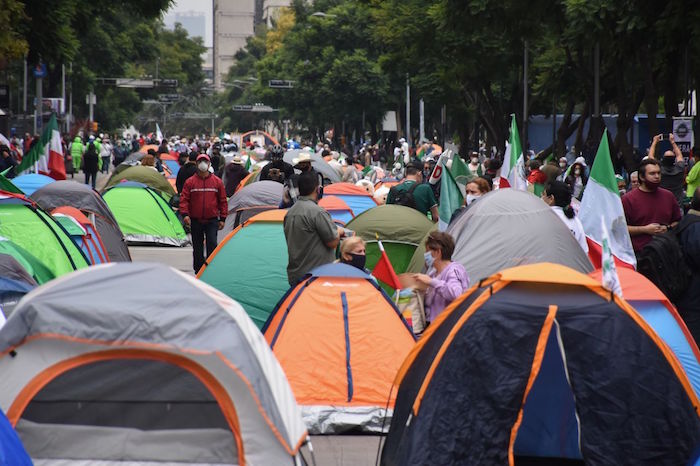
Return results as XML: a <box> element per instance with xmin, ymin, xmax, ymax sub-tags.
<box><xmin>346</xmin><ymin>204</ymin><xmax>436</xmax><ymax>276</ymax></box>
<box><xmin>102</xmin><ymin>183</ymin><xmax>188</xmax><ymax>247</ymax></box>
<box><xmin>0</xmin><ymin>236</ymin><xmax>55</xmax><ymax>284</ymax></box>
<box><xmin>0</xmin><ymin>192</ymin><xmax>89</xmax><ymax>278</ymax></box>
<box><xmin>104</xmin><ymin>165</ymin><xmax>175</xmax><ymax>201</ymax></box>
<box><xmin>198</xmin><ymin>210</ymin><xmax>288</xmax><ymax>329</ymax></box>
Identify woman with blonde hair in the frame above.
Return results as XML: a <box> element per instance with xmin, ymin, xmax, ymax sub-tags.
<box><xmin>338</xmin><ymin>236</ymin><xmax>369</xmax><ymax>273</ymax></box>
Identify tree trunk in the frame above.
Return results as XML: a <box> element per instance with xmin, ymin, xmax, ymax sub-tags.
<box><xmin>574</xmin><ymin>101</ymin><xmax>590</xmax><ymax>154</ymax></box>
<box><xmin>554</xmin><ymin>97</ymin><xmax>576</xmax><ymax>158</ymax></box>
<box><xmin>640</xmin><ymin>46</ymin><xmax>660</xmax><ymax>139</ymax></box>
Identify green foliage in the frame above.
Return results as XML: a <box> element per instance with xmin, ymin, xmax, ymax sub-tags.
<box><xmin>0</xmin><ymin>0</ymin><xmax>29</xmax><ymax>60</ymax></box>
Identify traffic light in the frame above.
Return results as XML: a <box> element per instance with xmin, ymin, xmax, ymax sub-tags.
<box><xmin>92</xmin><ymin>121</ymin><xmax>98</xmax><ymax>132</ymax></box>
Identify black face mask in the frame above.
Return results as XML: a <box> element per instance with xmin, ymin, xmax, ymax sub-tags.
<box><xmin>662</xmin><ymin>156</ymin><xmax>675</xmax><ymax>166</ymax></box>
<box><xmin>347</xmin><ymin>253</ymin><xmax>366</xmax><ymax>270</ymax></box>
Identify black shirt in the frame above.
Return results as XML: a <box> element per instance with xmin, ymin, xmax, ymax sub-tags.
<box><xmin>260</xmin><ymin>160</ymin><xmax>294</xmax><ymax>183</ymax></box>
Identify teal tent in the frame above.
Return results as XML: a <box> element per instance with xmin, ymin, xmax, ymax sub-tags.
<box><xmin>198</xmin><ymin>209</ymin><xmax>288</xmax><ymax>328</ymax></box>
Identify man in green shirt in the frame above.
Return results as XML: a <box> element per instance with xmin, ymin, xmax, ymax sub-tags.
<box><xmin>687</xmin><ymin>148</ymin><xmax>700</xmax><ymax>199</ymax></box>
<box><xmin>386</xmin><ymin>163</ymin><xmax>439</xmax><ymax>222</ymax></box>
<box><xmin>284</xmin><ymin>171</ymin><xmax>347</xmax><ymax>285</ymax></box>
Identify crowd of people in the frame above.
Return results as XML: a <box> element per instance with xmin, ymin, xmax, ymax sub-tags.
<box><xmin>6</xmin><ymin>126</ymin><xmax>698</xmax><ymax>334</ymax></box>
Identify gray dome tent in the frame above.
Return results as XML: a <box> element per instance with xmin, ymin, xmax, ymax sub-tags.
<box><xmin>0</xmin><ymin>262</ymin><xmax>309</xmax><ymax>465</ymax></box>
<box><xmin>447</xmin><ymin>189</ymin><xmax>593</xmax><ymax>282</ymax></box>
<box><xmin>30</xmin><ymin>180</ymin><xmax>132</xmax><ymax>262</ymax></box>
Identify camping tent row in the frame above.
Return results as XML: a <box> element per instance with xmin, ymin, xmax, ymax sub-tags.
<box><xmin>0</xmin><ymin>191</ymin><xmax>89</xmax><ymax>278</ymax></box>
<box><xmin>0</xmin><ymin>262</ymin><xmax>309</xmax><ymax>465</ymax></box>
<box><xmin>31</xmin><ymin>180</ymin><xmax>132</xmax><ymax>262</ymax></box>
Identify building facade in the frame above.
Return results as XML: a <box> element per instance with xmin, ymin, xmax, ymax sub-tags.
<box><xmin>213</xmin><ymin>0</ymin><xmax>256</xmax><ymax>90</ymax></box>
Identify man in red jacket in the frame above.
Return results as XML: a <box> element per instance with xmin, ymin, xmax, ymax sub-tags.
<box><xmin>180</xmin><ymin>154</ymin><xmax>227</xmax><ymax>273</ymax></box>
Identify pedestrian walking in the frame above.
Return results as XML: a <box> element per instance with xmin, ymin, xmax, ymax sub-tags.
<box><xmin>179</xmin><ymin>154</ymin><xmax>227</xmax><ymax>274</ymax></box>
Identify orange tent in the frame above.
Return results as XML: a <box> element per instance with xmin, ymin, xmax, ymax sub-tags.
<box><xmin>318</xmin><ymin>195</ymin><xmax>354</xmax><ymax>225</ymax></box>
<box><xmin>263</xmin><ymin>263</ymin><xmax>415</xmax><ymax>433</ymax></box>
<box><xmin>139</xmin><ymin>144</ymin><xmax>159</xmax><ymax>154</ymax></box>
<box><xmin>324</xmin><ymin>183</ymin><xmax>372</xmax><ymax>197</ymax></box>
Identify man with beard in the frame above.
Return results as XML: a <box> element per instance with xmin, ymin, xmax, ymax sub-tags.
<box><xmin>622</xmin><ymin>158</ymin><xmax>681</xmax><ymax>254</ymax></box>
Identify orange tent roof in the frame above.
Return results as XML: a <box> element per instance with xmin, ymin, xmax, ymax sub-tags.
<box><xmin>243</xmin><ymin>208</ymin><xmax>286</xmax><ymax>225</ymax></box>
<box><xmin>324</xmin><ymin>183</ymin><xmax>373</xmax><ymax>197</ymax></box>
<box><xmin>589</xmin><ymin>267</ymin><xmax>668</xmax><ymax>302</ymax></box>
<box><xmin>52</xmin><ymin>205</ymin><xmax>91</xmax><ymax>226</ymax></box>
<box><xmin>139</xmin><ymin>144</ymin><xmax>159</xmax><ymax>154</ymax></box>
<box><xmin>318</xmin><ymin>195</ymin><xmax>353</xmax><ymax>214</ymax></box>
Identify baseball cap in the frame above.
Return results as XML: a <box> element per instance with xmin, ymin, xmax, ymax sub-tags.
<box><xmin>196</xmin><ymin>154</ymin><xmax>210</xmax><ymax>162</ymax></box>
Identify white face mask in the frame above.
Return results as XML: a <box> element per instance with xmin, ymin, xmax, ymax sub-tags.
<box><xmin>559</xmin><ymin>162</ymin><xmax>567</xmax><ymax>169</ymax></box>
<box><xmin>424</xmin><ymin>251</ymin><xmax>435</xmax><ymax>269</ymax></box>
<box><xmin>471</xmin><ymin>158</ymin><xmax>479</xmax><ymax>164</ymax></box>
<box><xmin>574</xmin><ymin>169</ymin><xmax>581</xmax><ymax>176</ymax></box>
<box><xmin>198</xmin><ymin>162</ymin><xmax>209</xmax><ymax>172</ymax></box>
<box><xmin>466</xmin><ymin>194</ymin><xmax>480</xmax><ymax>205</ymax></box>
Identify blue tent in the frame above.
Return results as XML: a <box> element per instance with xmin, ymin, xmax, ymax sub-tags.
<box><xmin>12</xmin><ymin>174</ymin><xmax>55</xmax><ymax>196</ymax></box>
<box><xmin>163</xmin><ymin>160</ymin><xmax>180</xmax><ymax>176</ymax></box>
<box><xmin>0</xmin><ymin>410</ymin><xmax>32</xmax><ymax>465</ymax></box>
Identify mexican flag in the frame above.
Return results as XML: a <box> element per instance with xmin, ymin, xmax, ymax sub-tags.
<box><xmin>600</xmin><ymin>217</ymin><xmax>623</xmax><ymax>296</ymax></box>
<box><xmin>438</xmin><ymin>160</ymin><xmax>464</xmax><ymax>231</ymax></box>
<box><xmin>15</xmin><ymin>114</ymin><xmax>66</xmax><ymax>180</ymax></box>
<box><xmin>579</xmin><ymin>129</ymin><xmax>635</xmax><ymax>269</ymax></box>
<box><xmin>156</xmin><ymin>123</ymin><xmax>164</xmax><ymax>143</ymax></box>
<box><xmin>502</xmin><ymin>114</ymin><xmax>528</xmax><ymax>191</ymax></box>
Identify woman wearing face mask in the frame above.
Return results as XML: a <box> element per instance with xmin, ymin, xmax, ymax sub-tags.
<box><xmin>465</xmin><ymin>177</ymin><xmax>491</xmax><ymax>206</ymax></box>
<box><xmin>541</xmin><ymin>180</ymin><xmax>589</xmax><ymax>253</ymax></box>
<box><xmin>565</xmin><ymin>162</ymin><xmax>588</xmax><ymax>200</ymax></box>
<box><xmin>412</xmin><ymin>232</ymin><xmax>469</xmax><ymax>323</ymax></box>
<box><xmin>338</xmin><ymin>237</ymin><xmax>370</xmax><ymax>273</ymax></box>
<box><xmin>467</xmin><ymin>153</ymin><xmax>481</xmax><ymax>175</ymax></box>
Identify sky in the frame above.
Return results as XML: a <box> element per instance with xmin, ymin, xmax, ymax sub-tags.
<box><xmin>163</xmin><ymin>0</ymin><xmax>213</xmax><ymax>47</ymax></box>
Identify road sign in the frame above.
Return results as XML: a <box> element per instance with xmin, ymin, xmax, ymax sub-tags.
<box><xmin>269</xmin><ymin>80</ymin><xmax>295</xmax><ymax>89</ymax></box>
<box><xmin>158</xmin><ymin>94</ymin><xmax>180</xmax><ymax>102</ymax></box>
<box><xmin>116</xmin><ymin>78</ymin><xmax>155</xmax><ymax>88</ymax></box>
<box><xmin>33</xmin><ymin>63</ymin><xmax>47</xmax><ymax>78</ymax></box>
<box><xmin>233</xmin><ymin>104</ymin><xmax>276</xmax><ymax>112</ymax></box>
<box><xmin>158</xmin><ymin>79</ymin><xmax>178</xmax><ymax>88</ymax></box>
<box><xmin>85</xmin><ymin>93</ymin><xmax>96</xmax><ymax>105</ymax></box>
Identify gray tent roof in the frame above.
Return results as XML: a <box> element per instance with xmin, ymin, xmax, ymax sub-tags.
<box><xmin>222</xmin><ymin>180</ymin><xmax>283</xmax><ymax>235</ymax></box>
<box><xmin>0</xmin><ymin>254</ymin><xmax>37</xmax><ymax>287</ymax></box>
<box><xmin>447</xmin><ymin>189</ymin><xmax>593</xmax><ymax>282</ymax></box>
<box><xmin>0</xmin><ymin>262</ymin><xmax>306</xmax><ymax>457</ymax></box>
<box><xmin>227</xmin><ymin>180</ymin><xmax>282</xmax><ymax>214</ymax></box>
<box><xmin>30</xmin><ymin>181</ymin><xmax>131</xmax><ymax>262</ymax></box>
<box><xmin>284</xmin><ymin>149</ymin><xmax>341</xmax><ymax>183</ymax></box>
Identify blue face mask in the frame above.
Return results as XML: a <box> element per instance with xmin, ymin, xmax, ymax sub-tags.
<box><xmin>424</xmin><ymin>251</ymin><xmax>435</xmax><ymax>269</ymax></box>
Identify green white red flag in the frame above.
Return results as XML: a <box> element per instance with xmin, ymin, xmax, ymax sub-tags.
<box><xmin>15</xmin><ymin>114</ymin><xmax>66</xmax><ymax>180</ymax></box>
<box><xmin>578</xmin><ymin>129</ymin><xmax>635</xmax><ymax>269</ymax></box>
<box><xmin>502</xmin><ymin>114</ymin><xmax>528</xmax><ymax>191</ymax></box>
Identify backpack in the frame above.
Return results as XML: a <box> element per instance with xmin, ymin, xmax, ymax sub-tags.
<box><xmin>637</xmin><ymin>216</ymin><xmax>700</xmax><ymax>301</ymax></box>
<box><xmin>391</xmin><ymin>181</ymin><xmax>420</xmax><ymax>210</ymax></box>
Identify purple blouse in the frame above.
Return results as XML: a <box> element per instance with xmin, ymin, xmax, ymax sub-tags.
<box><xmin>425</xmin><ymin>261</ymin><xmax>470</xmax><ymax>322</ymax></box>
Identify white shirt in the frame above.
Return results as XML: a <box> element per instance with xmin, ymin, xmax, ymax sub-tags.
<box><xmin>550</xmin><ymin>206</ymin><xmax>589</xmax><ymax>253</ymax></box>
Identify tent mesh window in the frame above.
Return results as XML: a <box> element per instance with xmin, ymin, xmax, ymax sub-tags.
<box><xmin>23</xmin><ymin>359</ymin><xmax>230</xmax><ymax>430</ymax></box>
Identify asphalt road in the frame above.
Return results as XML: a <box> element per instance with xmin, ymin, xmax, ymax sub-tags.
<box><xmin>127</xmin><ymin>245</ymin><xmax>383</xmax><ymax>466</ymax></box>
